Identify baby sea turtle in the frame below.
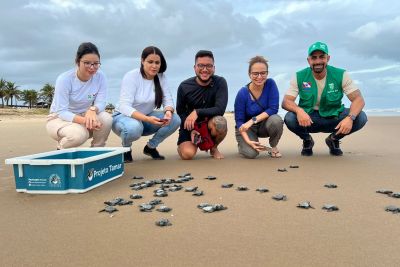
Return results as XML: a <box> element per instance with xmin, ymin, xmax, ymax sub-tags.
<box><xmin>156</xmin><ymin>205</ymin><xmax>172</xmax><ymax>212</ymax></box>
<box><xmin>192</xmin><ymin>190</ymin><xmax>204</xmax><ymax>196</ymax></box>
<box><xmin>277</xmin><ymin>168</ymin><xmax>287</xmax><ymax>172</ymax></box>
<box><xmin>237</xmin><ymin>186</ymin><xmax>249</xmax><ymax>191</ymax></box>
<box><xmin>256</xmin><ymin>188</ymin><xmax>269</xmax><ymax>193</ymax></box>
<box><xmin>390</xmin><ymin>192</ymin><xmax>400</xmax><ymax>198</ymax></box>
<box><xmin>155</xmin><ymin>218</ymin><xmax>172</xmax><ymax>227</ymax></box>
<box><xmin>154</xmin><ymin>190</ymin><xmax>168</xmax><ymax>197</ymax></box>
<box><xmin>99</xmin><ymin>206</ymin><xmax>118</xmax><ymax>214</ymax></box>
<box><xmin>324</xmin><ymin>184</ymin><xmax>338</xmax><ymax>189</ymax></box>
<box><xmin>185</xmin><ymin>186</ymin><xmax>198</xmax><ymax>192</ymax></box>
<box><xmin>322</xmin><ymin>204</ymin><xmax>339</xmax><ymax>212</ymax></box>
<box><xmin>205</xmin><ymin>175</ymin><xmax>217</xmax><ymax>180</ymax></box>
<box><xmin>129</xmin><ymin>194</ymin><xmax>143</xmax><ymax>199</ymax></box>
<box><xmin>104</xmin><ymin>197</ymin><xmax>124</xmax><ymax>206</ymax></box>
<box><xmin>118</xmin><ymin>199</ymin><xmax>133</xmax><ymax>206</ymax></box>
<box><xmin>139</xmin><ymin>203</ymin><xmax>154</xmax><ymax>212</ymax></box>
<box><xmin>149</xmin><ymin>199</ymin><xmax>163</xmax><ymax>206</ymax></box>
<box><xmin>201</xmin><ymin>203</ymin><xmax>227</xmax><ymax>213</ymax></box>
<box><xmin>272</xmin><ymin>193</ymin><xmax>287</xmax><ymax>201</ymax></box>
<box><xmin>178</xmin><ymin>173</ymin><xmax>191</xmax><ymax>178</ymax></box>
<box><xmin>385</xmin><ymin>205</ymin><xmax>400</xmax><ymax>214</ymax></box>
<box><xmin>297</xmin><ymin>201</ymin><xmax>315</xmax><ymax>209</ymax></box>
<box><xmin>169</xmin><ymin>185</ymin><xmax>183</xmax><ymax>192</ymax></box>
<box><xmin>289</xmin><ymin>165</ymin><xmax>299</xmax><ymax>168</ymax></box>
<box><xmin>132</xmin><ymin>176</ymin><xmax>144</xmax><ymax>180</ymax></box>
<box><xmin>221</xmin><ymin>183</ymin><xmax>234</xmax><ymax>188</ymax></box>
<box><xmin>376</xmin><ymin>189</ymin><xmax>393</xmax><ymax>195</ymax></box>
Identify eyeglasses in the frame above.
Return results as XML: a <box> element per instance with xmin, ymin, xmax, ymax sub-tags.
<box><xmin>250</xmin><ymin>71</ymin><xmax>268</xmax><ymax>77</ymax></box>
<box><xmin>196</xmin><ymin>64</ymin><xmax>214</xmax><ymax>70</ymax></box>
<box><xmin>81</xmin><ymin>61</ymin><xmax>101</xmax><ymax>68</ymax></box>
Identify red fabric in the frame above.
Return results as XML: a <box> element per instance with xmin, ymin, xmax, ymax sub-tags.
<box><xmin>194</xmin><ymin>119</ymin><xmax>214</xmax><ymax>151</ymax></box>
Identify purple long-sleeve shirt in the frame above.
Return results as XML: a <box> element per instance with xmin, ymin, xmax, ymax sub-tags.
<box><xmin>234</xmin><ymin>78</ymin><xmax>280</xmax><ymax>128</ymax></box>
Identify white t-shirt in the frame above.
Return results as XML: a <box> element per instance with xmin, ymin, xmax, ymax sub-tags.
<box><xmin>285</xmin><ymin>71</ymin><xmax>358</xmax><ymax>110</ymax></box>
<box><xmin>117</xmin><ymin>68</ymin><xmax>174</xmax><ymax>116</ymax></box>
<box><xmin>50</xmin><ymin>68</ymin><xmax>107</xmax><ymax>122</ymax></box>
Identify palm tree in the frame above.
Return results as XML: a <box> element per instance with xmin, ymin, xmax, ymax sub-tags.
<box><xmin>20</xmin><ymin>89</ymin><xmax>39</xmax><ymax>109</ymax></box>
<box><xmin>5</xmin><ymin>81</ymin><xmax>20</xmax><ymax>107</ymax></box>
<box><xmin>0</xmin><ymin>78</ymin><xmax>6</xmax><ymax>108</ymax></box>
<box><xmin>39</xmin><ymin>83</ymin><xmax>55</xmax><ymax>106</ymax></box>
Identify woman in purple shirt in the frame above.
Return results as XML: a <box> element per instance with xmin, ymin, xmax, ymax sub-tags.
<box><xmin>234</xmin><ymin>56</ymin><xmax>284</xmax><ymax>159</ymax></box>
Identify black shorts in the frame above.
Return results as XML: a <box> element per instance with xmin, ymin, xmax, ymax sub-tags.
<box><xmin>177</xmin><ymin>127</ymin><xmax>192</xmax><ymax>145</ymax></box>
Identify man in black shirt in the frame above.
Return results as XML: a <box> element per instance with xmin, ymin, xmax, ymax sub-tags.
<box><xmin>176</xmin><ymin>50</ymin><xmax>228</xmax><ymax>159</ymax></box>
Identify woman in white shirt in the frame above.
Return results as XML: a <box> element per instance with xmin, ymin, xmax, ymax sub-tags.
<box><xmin>112</xmin><ymin>46</ymin><xmax>180</xmax><ymax>162</ymax></box>
<box><xmin>46</xmin><ymin>42</ymin><xmax>112</xmax><ymax>149</ymax></box>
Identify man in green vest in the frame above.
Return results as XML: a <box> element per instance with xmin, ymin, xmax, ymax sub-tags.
<box><xmin>282</xmin><ymin>41</ymin><xmax>367</xmax><ymax>156</ymax></box>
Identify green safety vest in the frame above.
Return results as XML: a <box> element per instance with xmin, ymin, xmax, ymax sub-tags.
<box><xmin>296</xmin><ymin>65</ymin><xmax>345</xmax><ymax>117</ymax></box>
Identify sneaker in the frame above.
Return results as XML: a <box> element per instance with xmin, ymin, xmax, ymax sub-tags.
<box><xmin>325</xmin><ymin>134</ymin><xmax>343</xmax><ymax>156</ymax></box>
<box><xmin>143</xmin><ymin>145</ymin><xmax>165</xmax><ymax>160</ymax></box>
<box><xmin>124</xmin><ymin>150</ymin><xmax>133</xmax><ymax>163</ymax></box>
<box><xmin>301</xmin><ymin>136</ymin><xmax>314</xmax><ymax>156</ymax></box>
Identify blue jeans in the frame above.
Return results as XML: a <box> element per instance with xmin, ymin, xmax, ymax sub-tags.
<box><xmin>112</xmin><ymin>111</ymin><xmax>181</xmax><ymax>148</ymax></box>
<box><xmin>284</xmin><ymin>108</ymin><xmax>368</xmax><ymax>140</ymax></box>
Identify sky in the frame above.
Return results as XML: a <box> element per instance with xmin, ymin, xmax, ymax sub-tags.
<box><xmin>1</xmin><ymin>0</ymin><xmax>399</xmax><ymax>112</ymax></box>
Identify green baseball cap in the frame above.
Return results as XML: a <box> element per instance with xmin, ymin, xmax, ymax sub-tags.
<box><xmin>308</xmin><ymin>41</ymin><xmax>329</xmax><ymax>56</ymax></box>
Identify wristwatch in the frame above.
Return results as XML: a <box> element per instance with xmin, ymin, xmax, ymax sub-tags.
<box><xmin>89</xmin><ymin>106</ymin><xmax>96</xmax><ymax>112</ymax></box>
<box><xmin>347</xmin><ymin>114</ymin><xmax>356</xmax><ymax>121</ymax></box>
<box><xmin>252</xmin><ymin>116</ymin><xmax>257</xmax><ymax>124</ymax></box>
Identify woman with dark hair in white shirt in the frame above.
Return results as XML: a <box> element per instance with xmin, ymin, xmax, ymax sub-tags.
<box><xmin>112</xmin><ymin>46</ymin><xmax>180</xmax><ymax>162</ymax></box>
<box><xmin>46</xmin><ymin>42</ymin><xmax>112</xmax><ymax>149</ymax></box>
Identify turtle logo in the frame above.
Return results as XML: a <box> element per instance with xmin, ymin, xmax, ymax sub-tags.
<box><xmin>49</xmin><ymin>174</ymin><xmax>61</xmax><ymax>187</ymax></box>
<box><xmin>87</xmin><ymin>168</ymin><xmax>94</xmax><ymax>181</ymax></box>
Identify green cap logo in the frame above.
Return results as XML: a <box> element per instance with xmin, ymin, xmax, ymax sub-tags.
<box><xmin>308</xmin><ymin>41</ymin><xmax>329</xmax><ymax>56</ymax></box>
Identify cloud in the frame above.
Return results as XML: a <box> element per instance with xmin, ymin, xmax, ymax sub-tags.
<box><xmin>349</xmin><ymin>64</ymin><xmax>400</xmax><ymax>74</ymax></box>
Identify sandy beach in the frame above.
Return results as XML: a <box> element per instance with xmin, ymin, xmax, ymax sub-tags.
<box><xmin>1</xmin><ymin>114</ymin><xmax>400</xmax><ymax>267</ymax></box>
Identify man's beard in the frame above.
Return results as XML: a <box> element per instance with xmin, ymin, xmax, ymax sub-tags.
<box><xmin>312</xmin><ymin>64</ymin><xmax>326</xmax><ymax>74</ymax></box>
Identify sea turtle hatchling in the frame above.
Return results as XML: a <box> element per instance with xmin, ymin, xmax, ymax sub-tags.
<box><xmin>139</xmin><ymin>203</ymin><xmax>154</xmax><ymax>212</ymax></box>
<box><xmin>277</xmin><ymin>168</ymin><xmax>287</xmax><ymax>172</ymax></box>
<box><xmin>205</xmin><ymin>175</ymin><xmax>217</xmax><ymax>180</ymax></box>
<box><xmin>129</xmin><ymin>194</ymin><xmax>143</xmax><ymax>199</ymax></box>
<box><xmin>156</xmin><ymin>205</ymin><xmax>172</xmax><ymax>212</ymax></box>
<box><xmin>197</xmin><ymin>203</ymin><xmax>211</xmax><ymax>209</ymax></box>
<box><xmin>201</xmin><ymin>204</ymin><xmax>227</xmax><ymax>213</ymax></box>
<box><xmin>237</xmin><ymin>186</ymin><xmax>249</xmax><ymax>191</ymax></box>
<box><xmin>289</xmin><ymin>165</ymin><xmax>299</xmax><ymax>168</ymax></box>
<box><xmin>297</xmin><ymin>201</ymin><xmax>315</xmax><ymax>209</ymax></box>
<box><xmin>99</xmin><ymin>206</ymin><xmax>118</xmax><ymax>213</ymax></box>
<box><xmin>322</xmin><ymin>204</ymin><xmax>339</xmax><ymax>212</ymax></box>
<box><xmin>256</xmin><ymin>188</ymin><xmax>269</xmax><ymax>193</ymax></box>
<box><xmin>154</xmin><ymin>190</ymin><xmax>168</xmax><ymax>197</ymax></box>
<box><xmin>185</xmin><ymin>186</ymin><xmax>198</xmax><ymax>192</ymax></box>
<box><xmin>178</xmin><ymin>173</ymin><xmax>191</xmax><ymax>178</ymax></box>
<box><xmin>117</xmin><ymin>199</ymin><xmax>133</xmax><ymax>206</ymax></box>
<box><xmin>385</xmin><ymin>205</ymin><xmax>400</xmax><ymax>214</ymax></box>
<box><xmin>221</xmin><ymin>183</ymin><xmax>234</xmax><ymax>188</ymax></box>
<box><xmin>192</xmin><ymin>190</ymin><xmax>204</xmax><ymax>196</ymax></box>
<box><xmin>104</xmin><ymin>197</ymin><xmax>124</xmax><ymax>206</ymax></box>
<box><xmin>272</xmin><ymin>193</ymin><xmax>287</xmax><ymax>201</ymax></box>
<box><xmin>324</xmin><ymin>184</ymin><xmax>338</xmax><ymax>189</ymax></box>
<box><xmin>389</xmin><ymin>192</ymin><xmax>400</xmax><ymax>198</ymax></box>
<box><xmin>132</xmin><ymin>176</ymin><xmax>144</xmax><ymax>180</ymax></box>
<box><xmin>155</xmin><ymin>218</ymin><xmax>172</xmax><ymax>227</ymax></box>
<box><xmin>149</xmin><ymin>199</ymin><xmax>163</xmax><ymax>206</ymax></box>
<box><xmin>376</xmin><ymin>189</ymin><xmax>393</xmax><ymax>195</ymax></box>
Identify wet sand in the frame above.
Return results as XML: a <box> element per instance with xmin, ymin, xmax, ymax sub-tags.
<box><xmin>1</xmin><ymin>115</ymin><xmax>399</xmax><ymax>267</ymax></box>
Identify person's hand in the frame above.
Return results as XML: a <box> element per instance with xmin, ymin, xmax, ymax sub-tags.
<box><xmin>92</xmin><ymin>121</ymin><xmax>103</xmax><ymax>131</ymax></box>
<box><xmin>248</xmin><ymin>141</ymin><xmax>267</xmax><ymax>152</ymax></box>
<box><xmin>147</xmin><ymin>116</ymin><xmax>165</xmax><ymax>126</ymax></box>
<box><xmin>184</xmin><ymin>110</ymin><xmax>198</xmax><ymax>131</ymax></box>
<box><xmin>190</xmin><ymin>130</ymin><xmax>201</xmax><ymax>144</ymax></box>
<box><xmin>162</xmin><ymin>111</ymin><xmax>172</xmax><ymax>126</ymax></box>
<box><xmin>85</xmin><ymin>109</ymin><xmax>98</xmax><ymax>130</ymax></box>
<box><xmin>296</xmin><ymin>109</ymin><xmax>313</xmax><ymax>127</ymax></box>
<box><xmin>239</xmin><ymin>121</ymin><xmax>253</xmax><ymax>132</ymax></box>
<box><xmin>335</xmin><ymin>116</ymin><xmax>353</xmax><ymax>135</ymax></box>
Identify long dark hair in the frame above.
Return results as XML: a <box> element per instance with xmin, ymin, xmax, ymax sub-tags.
<box><xmin>140</xmin><ymin>46</ymin><xmax>167</xmax><ymax>109</ymax></box>
<box><xmin>75</xmin><ymin>42</ymin><xmax>100</xmax><ymax>64</ymax></box>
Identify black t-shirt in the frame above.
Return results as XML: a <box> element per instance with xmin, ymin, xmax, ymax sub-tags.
<box><xmin>176</xmin><ymin>75</ymin><xmax>228</xmax><ymax>126</ymax></box>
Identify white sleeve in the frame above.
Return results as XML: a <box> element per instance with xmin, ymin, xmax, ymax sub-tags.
<box><xmin>93</xmin><ymin>72</ymin><xmax>107</xmax><ymax>112</ymax></box>
<box><xmin>285</xmin><ymin>75</ymin><xmax>299</xmax><ymax>97</ymax></box>
<box><xmin>342</xmin><ymin>71</ymin><xmax>359</xmax><ymax>95</ymax></box>
<box><xmin>53</xmin><ymin>75</ymin><xmax>75</xmax><ymax>122</ymax></box>
<box><xmin>118</xmin><ymin>72</ymin><xmax>138</xmax><ymax>117</ymax></box>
